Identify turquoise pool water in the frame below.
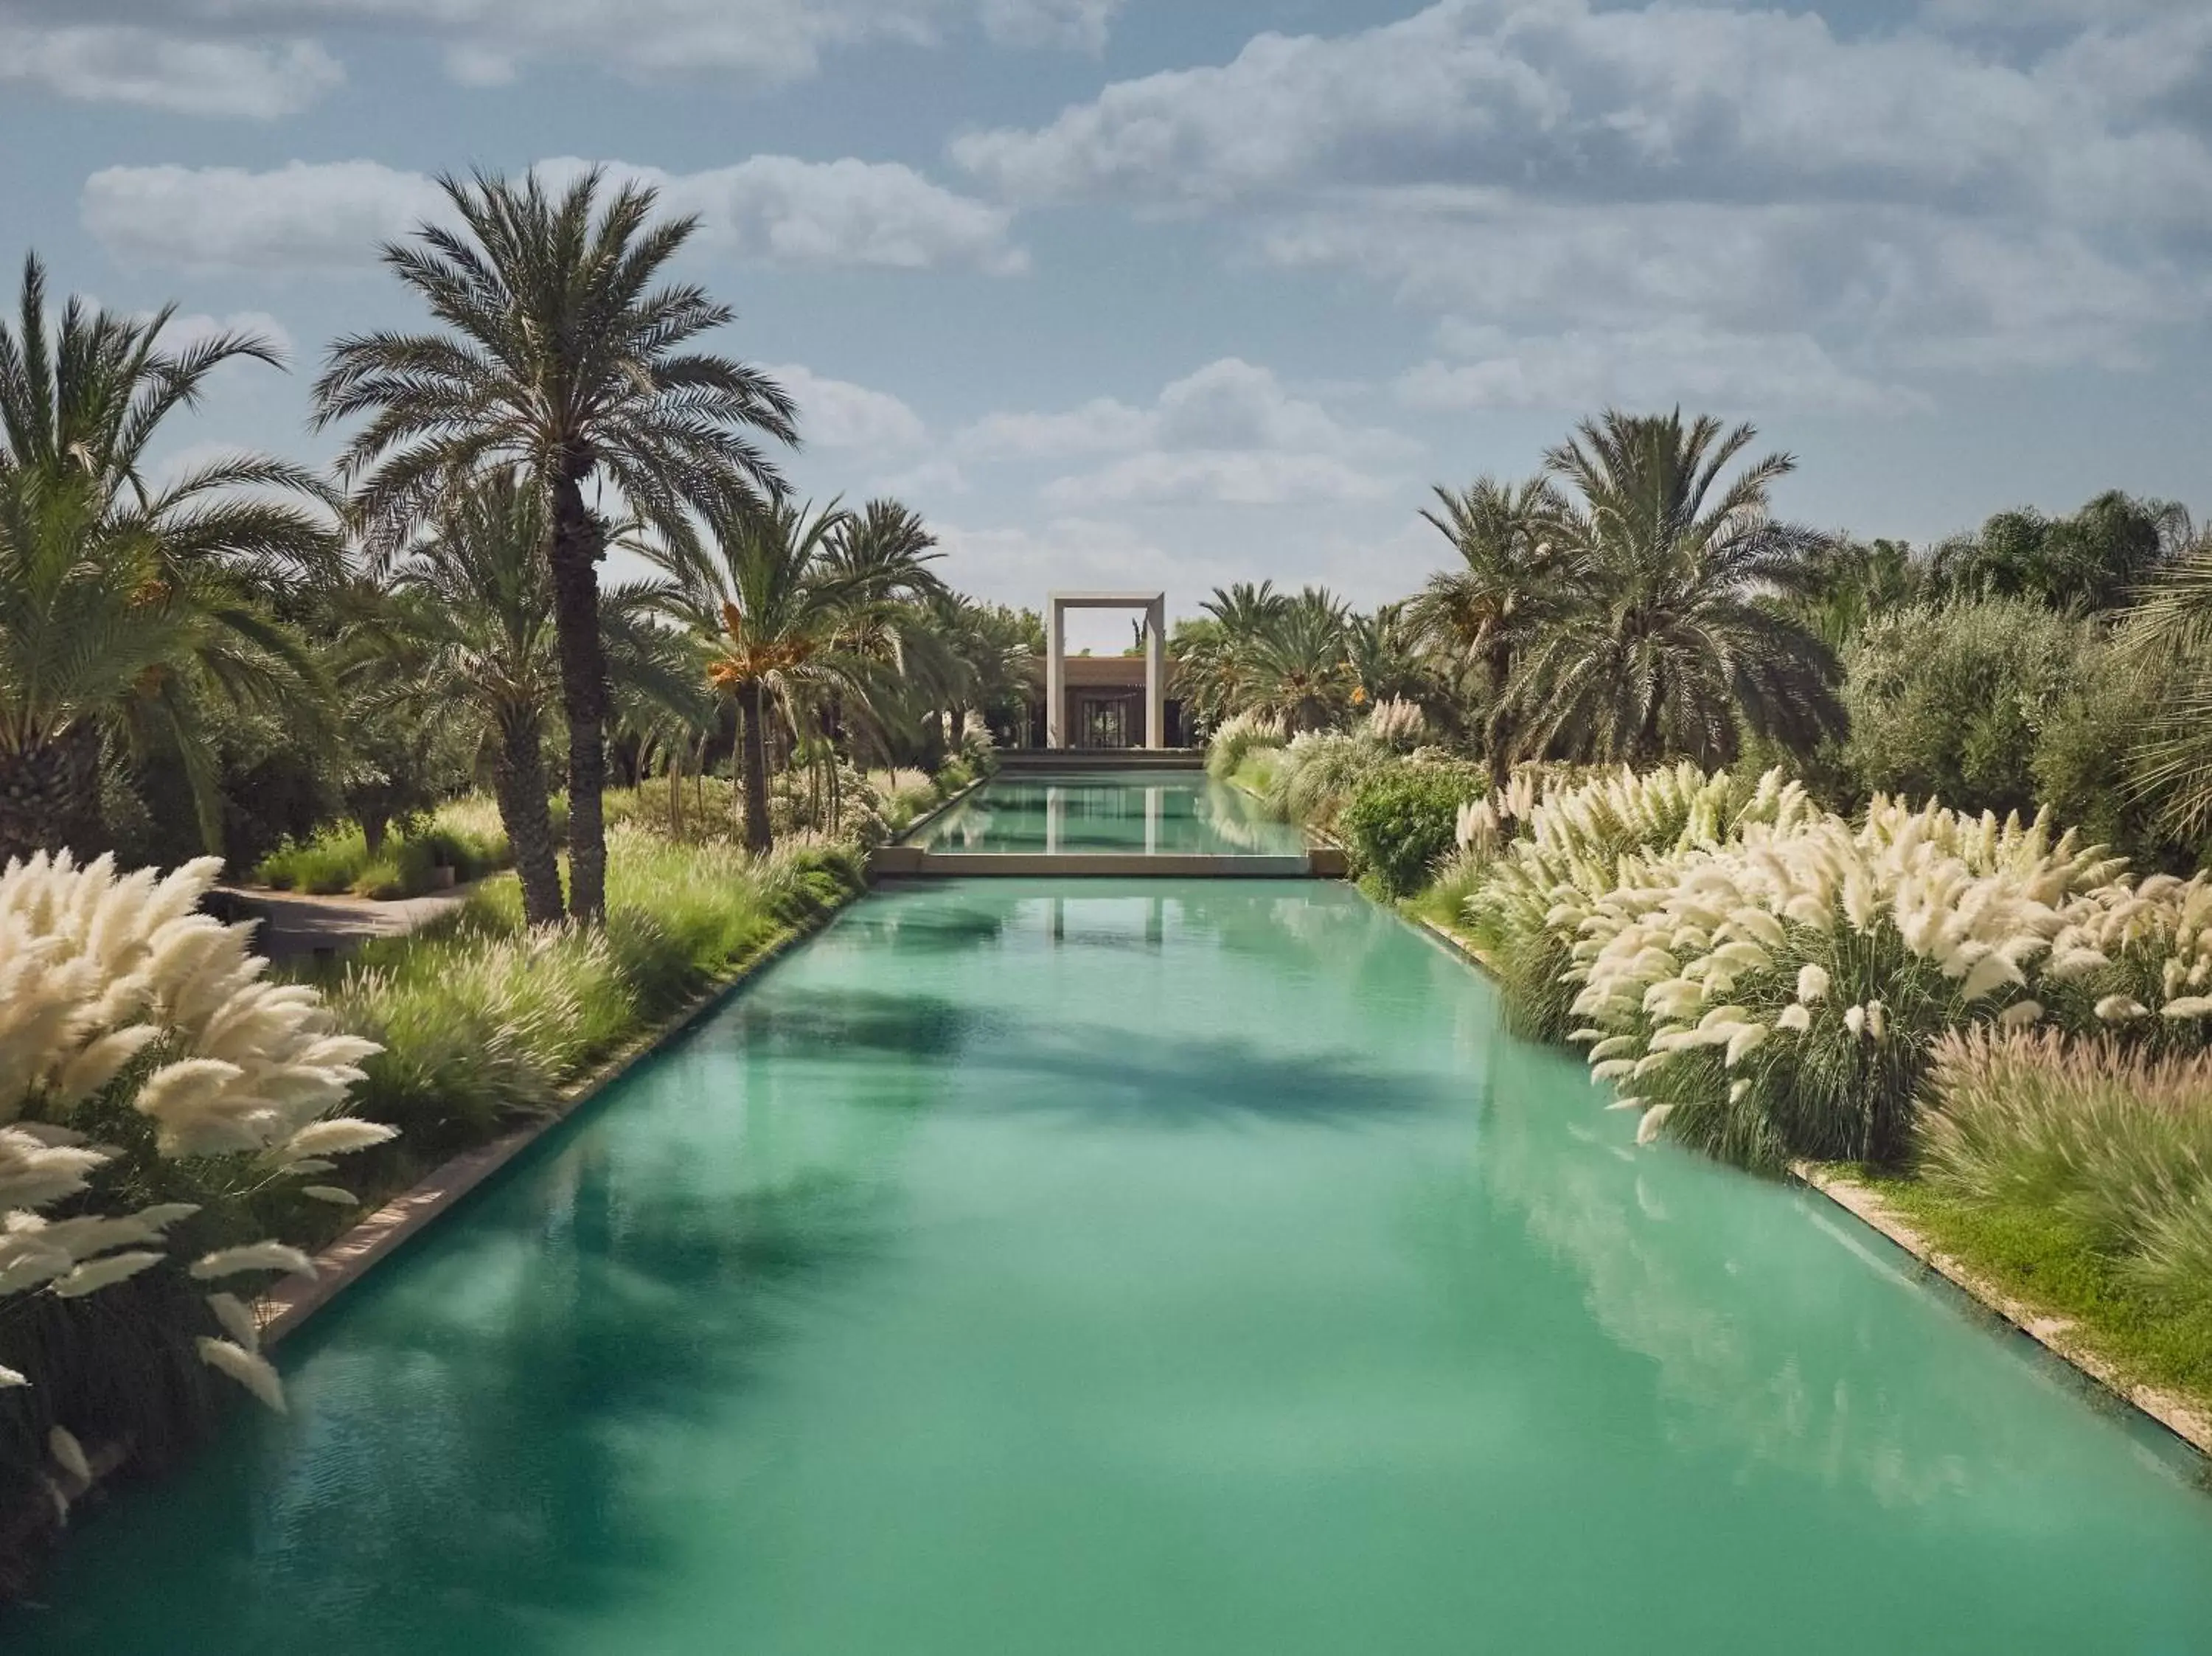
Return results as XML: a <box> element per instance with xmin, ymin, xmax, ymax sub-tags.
<box><xmin>13</xmin><ymin>880</ymin><xmax>2212</xmax><ymax>1654</ymax></box>
<box><xmin>910</xmin><ymin>770</ymin><xmax>1304</xmax><ymax>855</ymax></box>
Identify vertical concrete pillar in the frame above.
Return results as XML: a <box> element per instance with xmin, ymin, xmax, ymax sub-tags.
<box><xmin>1046</xmin><ymin>599</ymin><xmax>1066</xmax><ymax>750</ymax></box>
<box><xmin>1144</xmin><ymin>597</ymin><xmax>1165</xmax><ymax>750</ymax></box>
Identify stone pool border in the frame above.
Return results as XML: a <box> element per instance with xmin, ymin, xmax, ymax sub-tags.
<box><xmin>1410</xmin><ymin>915</ymin><xmax>2212</xmax><ymax>1463</ymax></box>
<box><xmin>259</xmin><ymin>895</ymin><xmax>859</xmax><ymax>1346</ymax></box>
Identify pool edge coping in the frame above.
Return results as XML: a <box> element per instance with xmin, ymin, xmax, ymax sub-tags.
<box><xmin>1407</xmin><ymin>914</ymin><xmax>2212</xmax><ymax>1463</ymax></box>
<box><xmin>257</xmin><ymin>892</ymin><xmax>858</xmax><ymax>1346</ymax></box>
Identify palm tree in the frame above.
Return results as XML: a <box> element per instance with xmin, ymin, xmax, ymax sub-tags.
<box><xmin>1241</xmin><ymin>587</ymin><xmax>1354</xmax><ymax>734</ymax></box>
<box><xmin>2121</xmin><ymin>533</ymin><xmax>2212</xmax><ymax>838</ymax></box>
<box><xmin>1506</xmin><ymin>409</ymin><xmax>1842</xmax><ymax>768</ymax></box>
<box><xmin>313</xmin><ymin>167</ymin><xmax>797</xmax><ymax>918</ymax></box>
<box><xmin>378</xmin><ymin>473</ymin><xmax>569</xmax><ymax>922</ymax></box>
<box><xmin>0</xmin><ymin>255</ymin><xmax>338</xmax><ymax>862</ymax></box>
<box><xmin>1343</xmin><ymin>602</ymin><xmax>1439</xmax><ymax>717</ymax></box>
<box><xmin>653</xmin><ymin>500</ymin><xmax>895</xmax><ymax>852</ymax></box>
<box><xmin>378</xmin><ymin>471</ymin><xmax>704</xmax><ymax>922</ymax></box>
<box><xmin>1413</xmin><ymin>476</ymin><xmax>1568</xmax><ymax>781</ymax></box>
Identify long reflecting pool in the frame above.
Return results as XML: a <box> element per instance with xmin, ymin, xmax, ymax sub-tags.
<box><xmin>13</xmin><ymin>880</ymin><xmax>2212</xmax><ymax>1654</ymax></box>
<box><xmin>910</xmin><ymin>769</ymin><xmax>1304</xmax><ymax>855</ymax></box>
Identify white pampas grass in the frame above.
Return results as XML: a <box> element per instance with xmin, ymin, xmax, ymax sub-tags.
<box><xmin>190</xmin><ymin>1244</ymin><xmax>316</xmax><ymax>1282</ymax></box>
<box><xmin>47</xmin><ymin>1426</ymin><xmax>90</xmax><ymax>1484</ymax></box>
<box><xmin>52</xmin><ymin>1250</ymin><xmax>164</xmax><ymax>1298</ymax></box>
<box><xmin>0</xmin><ymin>851</ymin><xmax>390</xmax><ymax>1405</ymax></box>
<box><xmin>195</xmin><ymin>1338</ymin><xmax>285</xmax><ymax>1412</ymax></box>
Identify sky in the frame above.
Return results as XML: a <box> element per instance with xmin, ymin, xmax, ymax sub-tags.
<box><xmin>2</xmin><ymin>0</ymin><xmax>2208</xmax><ymax>645</ymax></box>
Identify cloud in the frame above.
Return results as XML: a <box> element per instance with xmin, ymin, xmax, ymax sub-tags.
<box><xmin>1395</xmin><ymin>322</ymin><xmax>1926</xmax><ymax>416</ymax></box>
<box><xmin>0</xmin><ymin>22</ymin><xmax>341</xmax><ymax>117</ymax></box>
<box><xmin>0</xmin><ymin>0</ymin><xmax>1121</xmax><ymax>111</ymax></box>
<box><xmin>83</xmin><ymin>162</ymin><xmax>443</xmax><ymax>271</ymax></box>
<box><xmin>950</xmin><ymin>0</ymin><xmax>2212</xmax><ymax>377</ymax></box>
<box><xmin>978</xmin><ymin>0</ymin><xmax>1120</xmax><ymax>52</ymax></box>
<box><xmin>83</xmin><ymin>156</ymin><xmax>1025</xmax><ymax>276</ymax></box>
<box><xmin>933</xmin><ymin>515</ymin><xmax>1180</xmax><ymax>604</ymax></box>
<box><xmin>951</xmin><ymin>0</ymin><xmax>2212</xmax><ymax>222</ymax></box>
<box><xmin>764</xmin><ymin>363</ymin><xmax>928</xmax><ymax>453</ymax></box>
<box><xmin>1041</xmin><ymin>450</ymin><xmax>1397</xmax><ymax>509</ymax></box>
<box><xmin>959</xmin><ymin>358</ymin><xmax>1419</xmax><ymax>508</ymax></box>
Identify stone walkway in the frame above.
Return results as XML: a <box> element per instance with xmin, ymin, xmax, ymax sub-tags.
<box><xmin>212</xmin><ymin>883</ymin><xmax>478</xmax><ymax>961</ymax></box>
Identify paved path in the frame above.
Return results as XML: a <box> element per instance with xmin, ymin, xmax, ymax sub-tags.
<box><xmin>212</xmin><ymin>883</ymin><xmax>479</xmax><ymax>961</ymax></box>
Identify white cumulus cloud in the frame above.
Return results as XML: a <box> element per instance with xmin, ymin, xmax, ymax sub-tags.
<box><xmin>0</xmin><ymin>21</ymin><xmax>341</xmax><ymax>117</ymax></box>
<box><xmin>82</xmin><ymin>156</ymin><xmax>1026</xmax><ymax>276</ymax></box>
<box><xmin>765</xmin><ymin>364</ymin><xmax>928</xmax><ymax>454</ymax></box>
<box><xmin>0</xmin><ymin>0</ymin><xmax>1123</xmax><ymax>110</ymax></box>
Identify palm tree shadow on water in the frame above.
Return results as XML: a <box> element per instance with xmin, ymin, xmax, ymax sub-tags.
<box><xmin>8</xmin><ymin>1143</ymin><xmax>893</xmax><ymax>1656</ymax></box>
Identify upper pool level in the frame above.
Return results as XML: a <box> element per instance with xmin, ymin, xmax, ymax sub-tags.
<box><xmin>877</xmin><ymin>770</ymin><xmax>1324</xmax><ymax>877</ymax></box>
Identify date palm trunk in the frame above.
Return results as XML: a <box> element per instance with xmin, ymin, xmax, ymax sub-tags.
<box><xmin>548</xmin><ymin>470</ymin><xmax>610</xmax><ymax>919</ymax></box>
<box><xmin>738</xmin><ymin>678</ymin><xmax>773</xmax><ymax>854</ymax></box>
<box><xmin>0</xmin><ymin>724</ymin><xmax>104</xmax><ymax>865</ymax></box>
<box><xmin>493</xmin><ymin>711</ymin><xmax>566</xmax><ymax>926</ymax></box>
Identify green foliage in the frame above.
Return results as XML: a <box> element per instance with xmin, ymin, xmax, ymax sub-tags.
<box><xmin>1842</xmin><ymin>597</ymin><xmax>2096</xmax><ymax>819</ymax></box>
<box><xmin>1916</xmin><ymin>1030</ymin><xmax>2212</xmax><ymax>1310</ymax></box>
<box><xmin>1263</xmin><ymin>731</ymin><xmax>1391</xmax><ymax>831</ymax></box>
<box><xmin>1341</xmin><ymin>764</ymin><xmax>1483</xmax><ymax>897</ymax></box>
<box><xmin>318</xmin><ymin>827</ymin><xmax>864</xmax><ymax>1157</ymax></box>
<box><xmin>257</xmin><ymin>797</ymin><xmax>519</xmax><ymax>897</ymax></box>
<box><xmin>1930</xmin><ymin>491</ymin><xmax>2190</xmax><ymax>614</ymax></box>
<box><xmin>1204</xmin><ymin>709</ymin><xmax>1285</xmax><ymax>779</ymax></box>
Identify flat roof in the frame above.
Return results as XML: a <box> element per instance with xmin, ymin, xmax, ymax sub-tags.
<box><xmin>1046</xmin><ymin>591</ymin><xmax>1165</xmax><ymax>606</ymax></box>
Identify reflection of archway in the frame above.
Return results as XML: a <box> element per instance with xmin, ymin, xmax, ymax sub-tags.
<box><xmin>1045</xmin><ymin>590</ymin><xmax>1164</xmax><ymax>750</ymax></box>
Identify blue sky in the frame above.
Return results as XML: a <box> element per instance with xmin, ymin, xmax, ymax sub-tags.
<box><xmin>2</xmin><ymin>0</ymin><xmax>2207</xmax><ymax>643</ymax></box>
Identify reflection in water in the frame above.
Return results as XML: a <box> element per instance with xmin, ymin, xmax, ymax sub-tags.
<box><xmin>1467</xmin><ymin>1023</ymin><xmax>2192</xmax><ymax>1506</ymax></box>
<box><xmin>914</xmin><ymin>773</ymin><xmax>1301</xmax><ymax>856</ymax></box>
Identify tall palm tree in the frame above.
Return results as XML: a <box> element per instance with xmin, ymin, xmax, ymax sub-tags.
<box><xmin>313</xmin><ymin>167</ymin><xmax>797</xmax><ymax>917</ymax></box>
<box><xmin>653</xmin><ymin>500</ymin><xmax>894</xmax><ymax>852</ymax></box>
<box><xmin>0</xmin><ymin>255</ymin><xmax>338</xmax><ymax>862</ymax></box>
<box><xmin>1412</xmin><ymin>475</ymin><xmax>1568</xmax><ymax>781</ymax></box>
<box><xmin>379</xmin><ymin>470</ymin><xmax>703</xmax><ymax>922</ymax></box>
<box><xmin>822</xmin><ymin>498</ymin><xmax>947</xmax><ymax>600</ymax></box>
<box><xmin>1241</xmin><ymin>587</ymin><xmax>1354</xmax><ymax>734</ymax></box>
<box><xmin>1507</xmin><ymin>409</ymin><xmax>1841</xmax><ymax>768</ymax></box>
<box><xmin>379</xmin><ymin>473</ymin><xmax>569</xmax><ymax>922</ymax></box>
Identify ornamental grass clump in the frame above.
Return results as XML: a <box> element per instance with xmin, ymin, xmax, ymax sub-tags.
<box><xmin>1361</xmin><ymin>697</ymin><xmax>1429</xmax><ymax>753</ymax></box>
<box><xmin>325</xmin><ymin>828</ymin><xmax>865</xmax><ymax>1153</ymax></box>
<box><xmin>1262</xmin><ymin>729</ymin><xmax>1388</xmax><ymax>831</ymax></box>
<box><xmin>0</xmin><ymin>851</ymin><xmax>392</xmax><ymax>1438</ymax></box>
<box><xmin>1919</xmin><ymin>1029</ymin><xmax>2212</xmax><ymax>1307</ymax></box>
<box><xmin>1205</xmin><ymin>710</ymin><xmax>1286</xmax><ymax>779</ymax></box>
<box><xmin>1464</xmin><ymin>763</ymin><xmax>1817</xmax><ymax>1041</ymax></box>
<box><xmin>1567</xmin><ymin>801</ymin><xmax>2129</xmax><ymax>1169</ymax></box>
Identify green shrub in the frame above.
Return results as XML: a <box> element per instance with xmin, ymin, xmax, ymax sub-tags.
<box><xmin>257</xmin><ymin>797</ymin><xmax>518</xmax><ymax>898</ymax></box>
<box><xmin>319</xmin><ymin>827</ymin><xmax>866</xmax><ymax>1155</ymax></box>
<box><xmin>1340</xmin><ymin>764</ymin><xmax>1482</xmax><ymax>897</ymax></box>
<box><xmin>1842</xmin><ymin>598</ymin><xmax>2096</xmax><ymax>819</ymax></box>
